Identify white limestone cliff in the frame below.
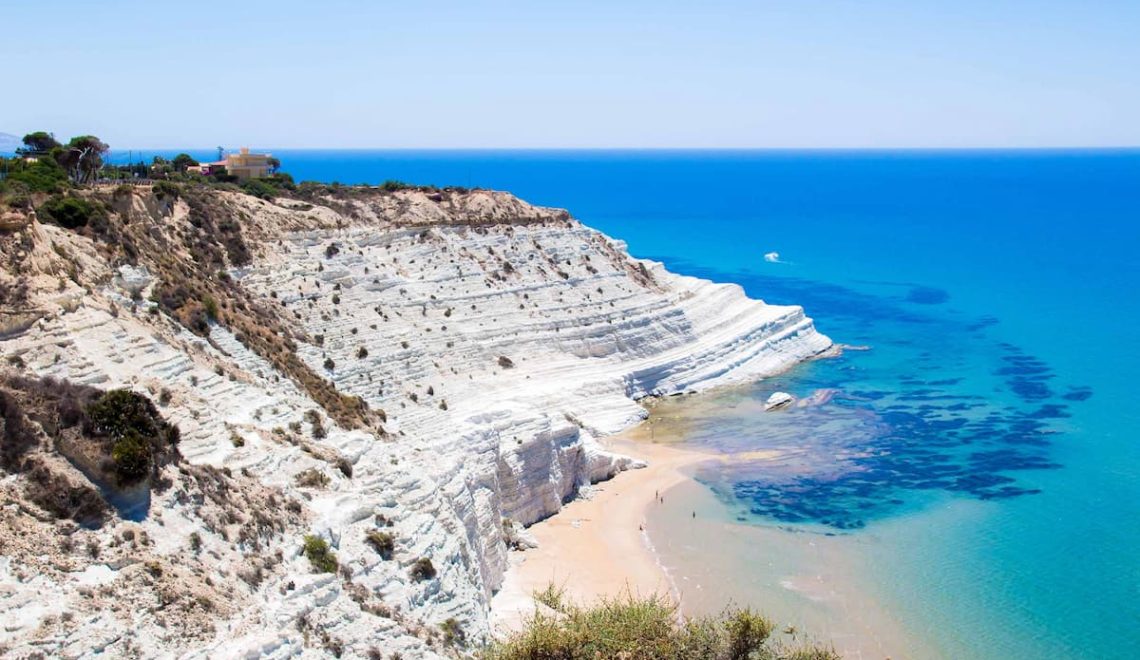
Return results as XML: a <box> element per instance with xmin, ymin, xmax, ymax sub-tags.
<box><xmin>0</xmin><ymin>187</ymin><xmax>830</xmax><ymax>657</ymax></box>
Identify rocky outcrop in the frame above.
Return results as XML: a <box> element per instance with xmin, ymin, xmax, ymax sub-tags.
<box><xmin>764</xmin><ymin>391</ymin><xmax>796</xmax><ymax>411</ymax></box>
<box><xmin>0</xmin><ymin>185</ymin><xmax>830</xmax><ymax>657</ymax></box>
<box><xmin>112</xmin><ymin>264</ymin><xmax>153</xmax><ymax>299</ymax></box>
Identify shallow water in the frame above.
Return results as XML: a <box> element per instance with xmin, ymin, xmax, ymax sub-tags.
<box><xmin>131</xmin><ymin>148</ymin><xmax>1140</xmax><ymax>658</ymax></box>
<box><xmin>643</xmin><ymin>474</ymin><xmax>933</xmax><ymax>659</ymax></box>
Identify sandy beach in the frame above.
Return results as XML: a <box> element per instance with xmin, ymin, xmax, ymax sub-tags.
<box><xmin>489</xmin><ymin>402</ymin><xmax>921</xmax><ymax>659</ymax></box>
<box><xmin>490</xmin><ymin>426</ymin><xmax>716</xmax><ymax>630</ymax></box>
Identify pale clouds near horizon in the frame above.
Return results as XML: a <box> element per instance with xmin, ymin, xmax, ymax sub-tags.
<box><xmin>2</xmin><ymin>0</ymin><xmax>1137</xmax><ymax>148</ymax></box>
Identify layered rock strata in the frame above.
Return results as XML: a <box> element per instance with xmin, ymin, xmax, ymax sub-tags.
<box><xmin>0</xmin><ymin>187</ymin><xmax>829</xmax><ymax>657</ymax></box>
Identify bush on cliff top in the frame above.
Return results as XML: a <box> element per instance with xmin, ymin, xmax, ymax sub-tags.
<box><xmin>380</xmin><ymin>179</ymin><xmax>416</xmax><ymax>192</ymax></box>
<box><xmin>1</xmin><ymin>156</ymin><xmax>70</xmax><ymax>194</ymax></box>
<box><xmin>482</xmin><ymin>590</ymin><xmax>838</xmax><ymax>660</ymax></box>
<box><xmin>152</xmin><ymin>180</ymin><xmax>182</xmax><ymax>200</ymax></box>
<box><xmin>241</xmin><ymin>178</ymin><xmax>280</xmax><ymax>200</ymax></box>
<box><xmin>40</xmin><ymin>195</ymin><xmax>105</xmax><ymax>229</ymax></box>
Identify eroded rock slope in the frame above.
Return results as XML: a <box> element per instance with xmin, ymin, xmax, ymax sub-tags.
<box><xmin>0</xmin><ymin>185</ymin><xmax>829</xmax><ymax>658</ymax></box>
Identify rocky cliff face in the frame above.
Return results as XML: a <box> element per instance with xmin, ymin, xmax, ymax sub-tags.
<box><xmin>0</xmin><ymin>185</ymin><xmax>830</xmax><ymax>658</ymax></box>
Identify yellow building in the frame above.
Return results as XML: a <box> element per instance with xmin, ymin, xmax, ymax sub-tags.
<box><xmin>224</xmin><ymin>147</ymin><xmax>272</xmax><ymax>180</ymax></box>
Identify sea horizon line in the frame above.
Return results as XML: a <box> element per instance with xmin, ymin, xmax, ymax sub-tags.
<box><xmin>82</xmin><ymin>145</ymin><xmax>1140</xmax><ymax>154</ymax></box>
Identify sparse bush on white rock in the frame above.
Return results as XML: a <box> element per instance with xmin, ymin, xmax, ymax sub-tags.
<box><xmin>0</xmin><ymin>187</ymin><xmax>829</xmax><ymax>657</ymax></box>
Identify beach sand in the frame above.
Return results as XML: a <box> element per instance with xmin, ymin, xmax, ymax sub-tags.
<box><xmin>490</xmin><ymin>427</ymin><xmax>713</xmax><ymax>630</ymax></box>
<box><xmin>490</xmin><ymin>405</ymin><xmax>923</xmax><ymax>659</ymax></box>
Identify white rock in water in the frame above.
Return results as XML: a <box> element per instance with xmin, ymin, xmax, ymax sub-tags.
<box><xmin>764</xmin><ymin>391</ymin><xmax>795</xmax><ymax>411</ymax></box>
<box><xmin>114</xmin><ymin>264</ymin><xmax>153</xmax><ymax>296</ymax></box>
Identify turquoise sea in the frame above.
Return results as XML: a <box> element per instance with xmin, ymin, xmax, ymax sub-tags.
<box><xmin>134</xmin><ymin>149</ymin><xmax>1140</xmax><ymax>657</ymax></box>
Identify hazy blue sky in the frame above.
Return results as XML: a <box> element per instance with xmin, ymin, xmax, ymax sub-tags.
<box><xmin>2</xmin><ymin>0</ymin><xmax>1137</xmax><ymax>148</ymax></box>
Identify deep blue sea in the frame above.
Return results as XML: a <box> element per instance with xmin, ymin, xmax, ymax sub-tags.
<box><xmin>130</xmin><ymin>149</ymin><xmax>1140</xmax><ymax>657</ymax></box>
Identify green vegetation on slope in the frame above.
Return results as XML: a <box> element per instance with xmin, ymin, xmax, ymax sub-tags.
<box><xmin>39</xmin><ymin>195</ymin><xmax>106</xmax><ymax>229</ymax></box>
<box><xmin>303</xmin><ymin>534</ymin><xmax>338</xmax><ymax>573</ymax></box>
<box><xmin>84</xmin><ymin>388</ymin><xmax>181</xmax><ymax>486</ymax></box>
<box><xmin>0</xmin><ymin>376</ymin><xmax>183</xmax><ymax>525</ymax></box>
<box><xmin>485</xmin><ymin>588</ymin><xmax>838</xmax><ymax>660</ymax></box>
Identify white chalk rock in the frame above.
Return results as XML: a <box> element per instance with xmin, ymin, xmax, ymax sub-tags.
<box><xmin>764</xmin><ymin>391</ymin><xmax>796</xmax><ymax>411</ymax></box>
<box><xmin>0</xmin><ymin>188</ymin><xmax>832</xmax><ymax>658</ymax></box>
<box><xmin>113</xmin><ymin>264</ymin><xmax>153</xmax><ymax>297</ymax></box>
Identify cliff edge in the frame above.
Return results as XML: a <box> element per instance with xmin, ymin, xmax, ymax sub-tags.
<box><xmin>0</xmin><ymin>184</ymin><xmax>830</xmax><ymax>657</ymax></box>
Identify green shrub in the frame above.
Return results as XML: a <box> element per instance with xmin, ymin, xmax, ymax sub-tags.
<box><xmin>210</xmin><ymin>168</ymin><xmax>239</xmax><ymax>184</ymax></box>
<box><xmin>303</xmin><ymin>534</ymin><xmax>338</xmax><ymax>573</ymax></box>
<box><xmin>380</xmin><ymin>179</ymin><xmax>414</xmax><ymax>192</ymax></box>
<box><xmin>110</xmin><ymin>430</ymin><xmax>152</xmax><ymax>481</ymax></box>
<box><xmin>152</xmin><ymin>180</ymin><xmax>182</xmax><ymax>200</ymax></box>
<box><xmin>365</xmin><ymin>530</ymin><xmax>394</xmax><ymax>559</ymax></box>
<box><xmin>40</xmin><ymin>195</ymin><xmax>104</xmax><ymax>229</ymax></box>
<box><xmin>241</xmin><ymin>178</ymin><xmax>279</xmax><ymax>200</ymax></box>
<box><xmin>4</xmin><ymin>158</ymin><xmax>69</xmax><ymax>193</ymax></box>
<box><xmin>201</xmin><ymin>295</ymin><xmax>219</xmax><ymax>321</ymax></box>
<box><xmin>440</xmin><ymin>617</ymin><xmax>465</xmax><ymax>647</ymax></box>
<box><xmin>268</xmin><ymin>172</ymin><xmax>295</xmax><ymax>189</ymax></box>
<box><xmin>725</xmin><ymin>608</ymin><xmax>776</xmax><ymax>659</ymax></box>
<box><xmin>0</xmin><ymin>180</ymin><xmax>32</xmax><ymax>210</ymax></box>
<box><xmin>483</xmin><ymin>590</ymin><xmax>838</xmax><ymax>660</ymax></box>
<box><xmin>84</xmin><ymin>388</ymin><xmax>180</xmax><ymax>485</ymax></box>
<box><xmin>83</xmin><ymin>389</ymin><xmax>172</xmax><ymax>441</ymax></box>
<box><xmin>410</xmin><ymin>557</ymin><xmax>436</xmax><ymax>581</ymax></box>
<box><xmin>533</xmin><ymin>582</ymin><xmax>566</xmax><ymax>612</ymax></box>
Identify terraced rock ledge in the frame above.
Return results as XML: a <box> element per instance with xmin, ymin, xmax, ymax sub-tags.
<box><xmin>0</xmin><ymin>184</ymin><xmax>830</xmax><ymax>657</ymax></box>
